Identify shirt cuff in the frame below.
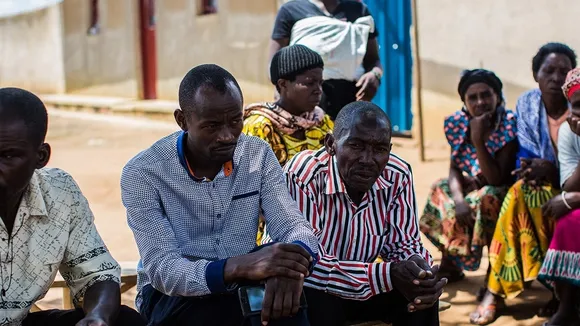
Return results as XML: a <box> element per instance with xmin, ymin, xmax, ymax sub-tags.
<box><xmin>367</xmin><ymin>262</ymin><xmax>392</xmax><ymax>295</ymax></box>
<box><xmin>292</xmin><ymin>240</ymin><xmax>319</xmax><ymax>272</ymax></box>
<box><xmin>205</xmin><ymin>259</ymin><xmax>228</xmax><ymax>293</ymax></box>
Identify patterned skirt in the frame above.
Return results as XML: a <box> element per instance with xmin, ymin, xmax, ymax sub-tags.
<box><xmin>538</xmin><ymin>208</ymin><xmax>580</xmax><ymax>287</ymax></box>
<box><xmin>420</xmin><ymin>178</ymin><xmax>507</xmax><ymax>271</ymax></box>
<box><xmin>488</xmin><ymin>180</ymin><xmax>557</xmax><ymax>299</ymax></box>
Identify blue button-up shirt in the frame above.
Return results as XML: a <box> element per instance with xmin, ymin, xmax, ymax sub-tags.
<box><xmin>121</xmin><ymin>132</ymin><xmax>318</xmax><ymax>307</ymax></box>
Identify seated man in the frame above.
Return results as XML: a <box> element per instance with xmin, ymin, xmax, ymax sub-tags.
<box><xmin>121</xmin><ymin>64</ymin><xmax>319</xmax><ymax>326</ymax></box>
<box><xmin>0</xmin><ymin>88</ymin><xmax>145</xmax><ymax>325</ymax></box>
<box><xmin>272</xmin><ymin>101</ymin><xmax>446</xmax><ymax>325</ymax></box>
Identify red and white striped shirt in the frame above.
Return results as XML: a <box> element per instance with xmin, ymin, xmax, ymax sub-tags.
<box><xmin>275</xmin><ymin>148</ymin><xmax>432</xmax><ymax>300</ymax></box>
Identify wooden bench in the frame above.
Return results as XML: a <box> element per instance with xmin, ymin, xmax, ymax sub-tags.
<box><xmin>38</xmin><ymin>261</ymin><xmax>138</xmax><ymax>310</ymax></box>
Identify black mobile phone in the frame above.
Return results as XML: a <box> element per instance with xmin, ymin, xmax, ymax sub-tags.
<box><xmin>238</xmin><ymin>285</ymin><xmax>308</xmax><ymax>318</ymax></box>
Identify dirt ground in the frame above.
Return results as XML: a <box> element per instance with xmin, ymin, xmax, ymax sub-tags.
<box><xmin>35</xmin><ymin>106</ymin><xmax>551</xmax><ymax>326</ymax></box>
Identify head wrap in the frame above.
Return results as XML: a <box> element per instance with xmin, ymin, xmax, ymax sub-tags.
<box><xmin>457</xmin><ymin>69</ymin><xmax>503</xmax><ymax>102</ymax></box>
<box><xmin>562</xmin><ymin>67</ymin><xmax>580</xmax><ymax>101</ymax></box>
<box><xmin>270</xmin><ymin>45</ymin><xmax>324</xmax><ymax>85</ymax></box>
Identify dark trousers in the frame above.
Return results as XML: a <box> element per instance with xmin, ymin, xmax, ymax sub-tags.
<box><xmin>304</xmin><ymin>287</ymin><xmax>439</xmax><ymax>326</ymax></box>
<box><xmin>23</xmin><ymin>305</ymin><xmax>146</xmax><ymax>326</ymax></box>
<box><xmin>320</xmin><ymin>79</ymin><xmax>358</xmax><ymax>120</ymax></box>
<box><xmin>140</xmin><ymin>285</ymin><xmax>309</xmax><ymax>326</ymax></box>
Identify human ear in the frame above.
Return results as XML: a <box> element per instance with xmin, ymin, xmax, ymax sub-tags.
<box><xmin>174</xmin><ymin>108</ymin><xmax>188</xmax><ymax>131</ymax></box>
<box><xmin>36</xmin><ymin>143</ymin><xmax>51</xmax><ymax>169</ymax></box>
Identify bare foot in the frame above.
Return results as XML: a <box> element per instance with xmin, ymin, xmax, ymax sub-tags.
<box><xmin>538</xmin><ymin>296</ymin><xmax>560</xmax><ymax>317</ymax></box>
<box><xmin>470</xmin><ymin>291</ymin><xmax>503</xmax><ymax>325</ymax></box>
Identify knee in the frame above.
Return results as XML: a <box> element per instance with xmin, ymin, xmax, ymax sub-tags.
<box><xmin>116</xmin><ymin>305</ymin><xmax>147</xmax><ymax>325</ymax></box>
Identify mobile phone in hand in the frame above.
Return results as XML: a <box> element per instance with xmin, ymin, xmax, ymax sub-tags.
<box><xmin>238</xmin><ymin>285</ymin><xmax>307</xmax><ymax>318</ymax></box>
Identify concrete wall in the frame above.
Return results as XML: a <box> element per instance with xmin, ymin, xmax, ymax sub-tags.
<box><xmin>416</xmin><ymin>0</ymin><xmax>580</xmax><ymax>107</ymax></box>
<box><xmin>62</xmin><ymin>0</ymin><xmax>140</xmax><ymax>98</ymax></box>
<box><xmin>156</xmin><ymin>0</ymin><xmax>277</xmax><ymax>103</ymax></box>
<box><xmin>0</xmin><ymin>4</ymin><xmax>65</xmax><ymax>93</ymax></box>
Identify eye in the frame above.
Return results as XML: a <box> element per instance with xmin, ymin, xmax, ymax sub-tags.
<box><xmin>349</xmin><ymin>143</ymin><xmax>363</xmax><ymax>149</ymax></box>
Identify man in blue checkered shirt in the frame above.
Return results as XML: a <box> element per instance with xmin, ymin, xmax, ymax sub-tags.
<box><xmin>121</xmin><ymin>64</ymin><xmax>319</xmax><ymax>326</ymax></box>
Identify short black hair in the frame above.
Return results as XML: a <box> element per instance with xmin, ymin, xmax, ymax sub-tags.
<box><xmin>178</xmin><ymin>64</ymin><xmax>243</xmax><ymax>113</ymax></box>
<box><xmin>532</xmin><ymin>42</ymin><xmax>577</xmax><ymax>75</ymax></box>
<box><xmin>333</xmin><ymin>101</ymin><xmax>392</xmax><ymax>139</ymax></box>
<box><xmin>0</xmin><ymin>87</ymin><xmax>48</xmax><ymax>146</ymax></box>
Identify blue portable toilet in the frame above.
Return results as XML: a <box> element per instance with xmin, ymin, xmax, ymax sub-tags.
<box><xmin>362</xmin><ymin>0</ymin><xmax>413</xmax><ymax>135</ymax></box>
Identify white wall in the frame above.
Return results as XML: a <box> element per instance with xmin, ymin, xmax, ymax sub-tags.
<box><xmin>0</xmin><ymin>4</ymin><xmax>65</xmax><ymax>93</ymax></box>
<box><xmin>416</xmin><ymin>0</ymin><xmax>580</xmax><ymax>105</ymax></box>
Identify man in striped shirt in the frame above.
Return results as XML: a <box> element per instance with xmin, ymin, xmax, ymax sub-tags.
<box><xmin>281</xmin><ymin>102</ymin><xmax>445</xmax><ymax>325</ymax></box>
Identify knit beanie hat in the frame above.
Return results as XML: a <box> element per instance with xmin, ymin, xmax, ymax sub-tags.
<box><xmin>270</xmin><ymin>44</ymin><xmax>324</xmax><ymax>85</ymax></box>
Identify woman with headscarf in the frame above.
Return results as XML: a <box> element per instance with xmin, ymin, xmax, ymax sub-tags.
<box><xmin>420</xmin><ymin>69</ymin><xmax>518</xmax><ymax>285</ymax></box>
<box><xmin>471</xmin><ymin>42</ymin><xmax>577</xmax><ymax>325</ymax></box>
<box><xmin>538</xmin><ymin>68</ymin><xmax>580</xmax><ymax>326</ymax></box>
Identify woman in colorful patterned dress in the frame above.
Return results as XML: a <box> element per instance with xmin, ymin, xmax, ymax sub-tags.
<box><xmin>243</xmin><ymin>44</ymin><xmax>333</xmax><ymax>166</ymax></box>
<box><xmin>420</xmin><ymin>69</ymin><xmax>518</xmax><ymax>286</ymax></box>
<box><xmin>243</xmin><ymin>45</ymin><xmax>333</xmax><ymax>243</ymax></box>
<box><xmin>539</xmin><ymin>68</ymin><xmax>580</xmax><ymax>326</ymax></box>
<box><xmin>471</xmin><ymin>42</ymin><xmax>577</xmax><ymax>325</ymax></box>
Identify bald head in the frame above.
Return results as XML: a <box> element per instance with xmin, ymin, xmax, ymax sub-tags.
<box><xmin>333</xmin><ymin>101</ymin><xmax>392</xmax><ymax>140</ymax></box>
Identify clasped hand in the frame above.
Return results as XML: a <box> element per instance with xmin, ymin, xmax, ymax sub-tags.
<box><xmin>390</xmin><ymin>256</ymin><xmax>447</xmax><ymax>312</ymax></box>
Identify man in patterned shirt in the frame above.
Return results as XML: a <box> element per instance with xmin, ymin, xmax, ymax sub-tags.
<box><xmin>122</xmin><ymin>64</ymin><xmax>319</xmax><ymax>326</ymax></box>
<box><xmin>0</xmin><ymin>88</ymin><xmax>145</xmax><ymax>325</ymax></box>
<box><xmin>279</xmin><ymin>101</ymin><xmax>446</xmax><ymax>325</ymax></box>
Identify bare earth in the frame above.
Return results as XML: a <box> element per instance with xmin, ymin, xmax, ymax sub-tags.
<box><xmin>35</xmin><ymin>107</ymin><xmax>550</xmax><ymax>326</ymax></box>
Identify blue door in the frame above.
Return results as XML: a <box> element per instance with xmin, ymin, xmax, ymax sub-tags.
<box><xmin>363</xmin><ymin>0</ymin><xmax>413</xmax><ymax>134</ymax></box>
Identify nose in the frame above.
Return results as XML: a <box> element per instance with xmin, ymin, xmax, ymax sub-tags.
<box><xmin>217</xmin><ymin>126</ymin><xmax>235</xmax><ymax>144</ymax></box>
<box><xmin>359</xmin><ymin>149</ymin><xmax>373</xmax><ymax>165</ymax></box>
<box><xmin>554</xmin><ymin>72</ymin><xmax>566</xmax><ymax>85</ymax></box>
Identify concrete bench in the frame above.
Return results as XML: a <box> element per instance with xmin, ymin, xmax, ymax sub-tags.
<box><xmin>37</xmin><ymin>261</ymin><xmax>138</xmax><ymax>310</ymax></box>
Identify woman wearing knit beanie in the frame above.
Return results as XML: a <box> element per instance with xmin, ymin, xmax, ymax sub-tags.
<box><xmin>243</xmin><ymin>44</ymin><xmax>333</xmax><ymax>167</ymax></box>
<box><xmin>244</xmin><ymin>45</ymin><xmax>333</xmax><ymax>245</ymax></box>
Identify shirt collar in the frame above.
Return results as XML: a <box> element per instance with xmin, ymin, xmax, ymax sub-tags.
<box><xmin>18</xmin><ymin>172</ymin><xmax>49</xmax><ymax>219</ymax></box>
<box><xmin>176</xmin><ymin>131</ymin><xmax>236</xmax><ymax>181</ymax></box>
<box><xmin>324</xmin><ymin>155</ymin><xmax>393</xmax><ymax>195</ymax></box>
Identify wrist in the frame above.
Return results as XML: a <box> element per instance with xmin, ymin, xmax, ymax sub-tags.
<box><xmin>566</xmin><ymin>192</ymin><xmax>580</xmax><ymax>209</ymax></box>
<box><xmin>224</xmin><ymin>257</ymin><xmax>243</xmax><ymax>283</ymax></box>
<box><xmin>368</xmin><ymin>261</ymin><xmax>392</xmax><ymax>294</ymax></box>
<box><xmin>371</xmin><ymin>67</ymin><xmax>383</xmax><ymax>80</ymax></box>
<box><xmin>452</xmin><ymin>196</ymin><xmax>466</xmax><ymax>204</ymax></box>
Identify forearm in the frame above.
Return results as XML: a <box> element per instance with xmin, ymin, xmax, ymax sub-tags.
<box><xmin>82</xmin><ymin>280</ymin><xmax>120</xmax><ymax>324</ymax></box>
<box><xmin>310</xmin><ymin>255</ymin><xmax>392</xmax><ymax>299</ymax></box>
<box><xmin>363</xmin><ymin>39</ymin><xmax>382</xmax><ymax>72</ymax></box>
<box><xmin>143</xmin><ymin>253</ymin><xmax>216</xmax><ymax>296</ymax></box>
<box><xmin>562</xmin><ymin>162</ymin><xmax>580</xmax><ymax>192</ymax></box>
<box><xmin>565</xmin><ymin>192</ymin><xmax>580</xmax><ymax>210</ymax></box>
<box><xmin>473</xmin><ymin>140</ymin><xmax>503</xmax><ymax>185</ymax></box>
<box><xmin>448</xmin><ymin>167</ymin><xmax>466</xmax><ymax>202</ymax></box>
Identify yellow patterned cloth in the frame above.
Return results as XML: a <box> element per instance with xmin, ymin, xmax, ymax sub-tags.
<box><xmin>242</xmin><ymin>103</ymin><xmax>334</xmax><ymax>166</ymax></box>
<box><xmin>487</xmin><ymin>180</ymin><xmax>558</xmax><ymax>299</ymax></box>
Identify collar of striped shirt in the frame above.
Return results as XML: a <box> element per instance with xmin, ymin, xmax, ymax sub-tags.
<box><xmin>280</xmin><ymin>147</ymin><xmax>432</xmax><ymax>300</ymax></box>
